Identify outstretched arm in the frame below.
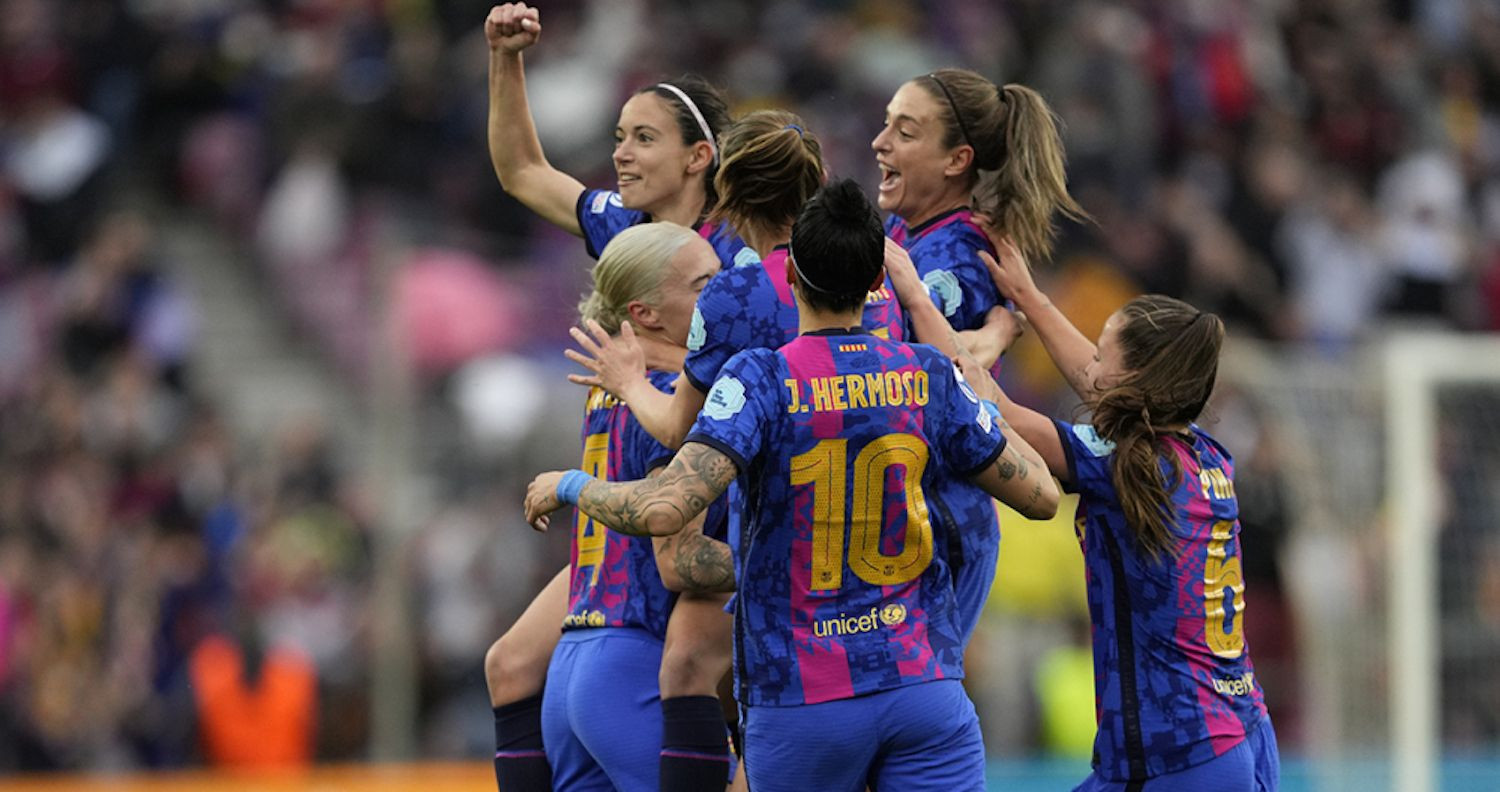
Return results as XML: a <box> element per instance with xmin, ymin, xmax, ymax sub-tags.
<box><xmin>978</xmin><ymin>231</ymin><xmax>1098</xmax><ymax>400</ymax></box>
<box><xmin>885</xmin><ymin>238</ymin><xmax>966</xmax><ymax>360</ymax></box>
<box><xmin>485</xmin><ymin>3</ymin><xmax>586</xmax><ymax>235</ymax></box>
<box><xmin>566</xmin><ymin>320</ymin><xmax>706</xmax><ymax>449</ymax></box>
<box><xmin>525</xmin><ymin>442</ymin><xmax>737</xmax><ymax>536</ymax></box>
<box><xmin>955</xmin><ymin>305</ymin><xmax>1024</xmax><ymax>370</ymax></box>
<box><xmin>967</xmin><ymin>416</ymin><xmax>1061</xmax><ymax>519</ymax></box>
<box><xmin>955</xmin><ymin>352</ymin><xmax>1069</xmax><ymax>484</ymax></box>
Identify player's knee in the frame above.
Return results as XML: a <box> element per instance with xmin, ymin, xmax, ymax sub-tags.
<box><xmin>485</xmin><ymin>632</ymin><xmax>547</xmax><ymax>707</ymax></box>
<box><xmin>659</xmin><ymin>641</ymin><xmax>717</xmax><ymax>698</ymax></box>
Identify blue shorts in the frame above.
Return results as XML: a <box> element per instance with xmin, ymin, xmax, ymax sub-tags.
<box><xmin>742</xmin><ymin>679</ymin><xmax>984</xmax><ymax>792</ymax></box>
<box><xmin>542</xmin><ymin>628</ymin><xmax>663</xmax><ymax>792</ymax></box>
<box><xmin>1073</xmin><ymin>718</ymin><xmax>1280</xmax><ymax>792</ymax></box>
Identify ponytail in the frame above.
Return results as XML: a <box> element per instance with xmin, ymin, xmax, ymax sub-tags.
<box><xmin>710</xmin><ymin>109</ymin><xmax>824</xmax><ymax>237</ymax></box>
<box><xmin>1088</xmin><ymin>296</ymin><xmax>1226</xmax><ymax>562</ymax></box>
<box><xmin>917</xmin><ymin>70</ymin><xmax>1088</xmax><ymax>265</ymax></box>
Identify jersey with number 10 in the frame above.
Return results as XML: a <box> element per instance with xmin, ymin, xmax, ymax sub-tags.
<box><xmin>1056</xmin><ymin>420</ymin><xmax>1268</xmax><ymax>781</ymax></box>
<box><xmin>563</xmin><ymin>371</ymin><xmax>689</xmax><ymax>639</ymax></box>
<box><xmin>685</xmin><ymin>331</ymin><xmax>1007</xmax><ymax>707</ymax></box>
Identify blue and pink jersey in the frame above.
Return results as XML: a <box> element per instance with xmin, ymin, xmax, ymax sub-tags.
<box><xmin>575</xmin><ymin>188</ymin><xmax>745</xmax><ymax>265</ymax></box>
<box><xmin>681</xmin><ymin>245</ymin><xmax>906</xmax><ymax>394</ymax></box>
<box><xmin>1056</xmin><ymin>420</ymin><xmax>1269</xmax><ymax>781</ymax></box>
<box><xmin>885</xmin><ymin>208</ymin><xmax>1003</xmax><ymax>333</ymax></box>
<box><xmin>685</xmin><ymin>332</ymin><xmax>1008</xmax><ymax>707</ymax></box>
<box><xmin>564</xmin><ymin>370</ymin><xmax>713</xmax><ymax>639</ymax></box>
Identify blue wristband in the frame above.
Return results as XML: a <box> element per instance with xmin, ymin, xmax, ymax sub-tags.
<box><xmin>556</xmin><ymin>469</ymin><xmax>592</xmax><ymax>505</ymax></box>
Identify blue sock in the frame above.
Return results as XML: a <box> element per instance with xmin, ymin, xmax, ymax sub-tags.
<box><xmin>659</xmin><ymin>695</ymin><xmax>732</xmax><ymax>792</ymax></box>
<box><xmin>493</xmin><ymin>694</ymin><xmax>550</xmax><ymax>792</ymax></box>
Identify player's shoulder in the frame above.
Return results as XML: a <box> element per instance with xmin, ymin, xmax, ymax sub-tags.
<box><xmin>700</xmin><ymin>256</ymin><xmax>770</xmax><ymax>304</ymax></box>
<box><xmin>1064</xmin><ymin>422</ymin><xmax>1117</xmax><ymax>459</ymax></box>
<box><xmin>1188</xmin><ymin>424</ymin><xmax>1233</xmax><ymax>465</ymax></box>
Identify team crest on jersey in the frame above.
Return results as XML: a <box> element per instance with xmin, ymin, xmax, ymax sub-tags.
<box><xmin>687</xmin><ymin>307</ymin><xmax>706</xmax><ymax>351</ymax></box>
<box><xmin>703</xmin><ymin>376</ymin><xmax>746</xmax><ymax>420</ymax></box>
<box><xmin>733</xmin><ymin>247</ymin><xmax>761</xmax><ymax>268</ymax></box>
<box><xmin>879</xmin><ymin>603</ymin><xmax>907</xmax><ymax>627</ymax></box>
<box><xmin>922</xmin><ymin>269</ymin><xmax>963</xmax><ymax>317</ymax></box>
<box><xmin>1073</xmin><ymin>424</ymin><xmax>1116</xmax><ymax>456</ymax></box>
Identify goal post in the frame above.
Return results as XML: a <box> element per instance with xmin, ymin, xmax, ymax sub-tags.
<box><xmin>1385</xmin><ymin>332</ymin><xmax>1500</xmax><ymax>792</ymax></box>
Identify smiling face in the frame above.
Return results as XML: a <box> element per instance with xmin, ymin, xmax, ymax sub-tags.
<box><xmin>650</xmin><ymin>235</ymin><xmax>719</xmax><ymax>346</ymax></box>
<box><xmin>870</xmin><ymin>81</ymin><xmax>972</xmax><ymax>227</ymax></box>
<box><xmin>613</xmin><ymin>93</ymin><xmax>700</xmax><ymax>215</ymax></box>
<box><xmin>1085</xmin><ymin>310</ymin><xmax>1131</xmax><ymax>394</ymax></box>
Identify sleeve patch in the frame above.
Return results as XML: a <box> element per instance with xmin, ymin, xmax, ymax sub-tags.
<box><xmin>922</xmin><ymin>269</ymin><xmax>963</xmax><ymax>318</ymax></box>
<box><xmin>952</xmin><ymin>363</ymin><xmax>980</xmax><ymax>403</ymax></box>
<box><xmin>590</xmin><ymin>191</ymin><xmax>622</xmax><ymax>214</ymax></box>
<box><xmin>703</xmin><ymin>376</ymin><xmax>747</xmax><ymax>420</ymax></box>
<box><xmin>1072</xmin><ymin>423</ymin><xmax>1116</xmax><ymax>457</ymax></box>
<box><xmin>687</xmin><ymin>306</ymin><xmax>706</xmax><ymax>351</ymax></box>
<box><xmin>733</xmin><ymin>247</ymin><xmax>762</xmax><ymax>268</ymax></box>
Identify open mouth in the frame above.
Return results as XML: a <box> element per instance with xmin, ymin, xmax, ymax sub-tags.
<box><xmin>617</xmin><ymin>173</ymin><xmax>641</xmax><ymax>189</ymax></box>
<box><xmin>878</xmin><ymin>164</ymin><xmax>901</xmax><ymax>193</ymax></box>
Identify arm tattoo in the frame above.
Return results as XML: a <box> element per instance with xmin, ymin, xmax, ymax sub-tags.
<box><xmin>674</xmin><ymin>533</ymin><xmax>736</xmax><ymax>593</ymax></box>
<box><xmin>577</xmin><ymin>443</ymin><xmax>738</xmax><ymax>537</ymax></box>
<box><xmin>997</xmin><ymin>457</ymin><xmax>1018</xmax><ymax>480</ymax></box>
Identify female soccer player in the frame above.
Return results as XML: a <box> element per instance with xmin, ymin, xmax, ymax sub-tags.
<box><xmin>534</xmin><ymin>222</ymin><xmax>736</xmax><ymax>792</ymax></box>
<box><xmin>526</xmin><ymin>179</ymin><xmax>1060</xmax><ymax>792</ymax></box>
<box><xmin>871</xmin><ymin>69</ymin><xmax>1087</xmax><ymax>643</ymax></box>
<box><xmin>483</xmin><ymin>6</ymin><xmax>742</xmax><ymax>790</ymax></box>
<box><xmin>485</xmin><ymin>2</ymin><xmax>740</xmax><ymax>263</ymax></box>
<box><xmin>958</xmin><ymin>236</ymin><xmax>1280</xmax><ymax>791</ymax></box>
<box><xmin>874</xmin><ymin>69</ymin><xmax>1085</xmax><ymax>337</ymax></box>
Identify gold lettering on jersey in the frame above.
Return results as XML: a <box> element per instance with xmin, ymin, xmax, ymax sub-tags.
<box><xmin>1198</xmin><ymin>468</ymin><xmax>1235</xmax><ymax>500</ymax></box>
<box><xmin>785</xmin><ymin>379</ymin><xmax>803</xmax><ymax>414</ymax></box>
<box><xmin>786</xmin><ymin>371</ymin><xmax>930</xmax><ymax>413</ymax></box>
<box><xmin>1211</xmin><ymin>671</ymin><xmax>1256</xmax><ymax>696</ymax></box>
<box><xmin>811</xmin><ymin>603</ymin><xmax>907</xmax><ymax>638</ymax></box>
<box><xmin>561</xmin><ymin>610</ymin><xmax>608</xmax><ymax>629</ymax></box>
<box><xmin>865</xmin><ymin>286</ymin><xmax>892</xmax><ymax>303</ymax></box>
<box><xmin>585</xmin><ymin>388</ymin><xmax>623</xmax><ymax>411</ymax></box>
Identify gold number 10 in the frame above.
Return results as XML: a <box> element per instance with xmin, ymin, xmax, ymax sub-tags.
<box><xmin>790</xmin><ymin>433</ymin><xmax>934</xmax><ymax>592</ymax></box>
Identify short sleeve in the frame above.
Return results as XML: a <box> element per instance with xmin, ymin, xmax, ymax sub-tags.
<box><xmin>682</xmin><ymin>350</ymin><xmax>778</xmax><ymax>474</ymax></box>
<box><xmin>682</xmin><ymin>267</ymin><xmax>764</xmax><ymax>393</ymax></box>
<box><xmin>927</xmin><ymin>353</ymin><xmax>1007</xmax><ymax>477</ymax></box>
<box><xmin>576</xmin><ymin>189</ymin><xmax>647</xmax><ymax>259</ymax></box>
<box><xmin>1054</xmin><ymin>419</ymin><xmax>1116</xmax><ymax>497</ymax></box>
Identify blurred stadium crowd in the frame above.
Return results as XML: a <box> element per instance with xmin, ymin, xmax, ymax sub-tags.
<box><xmin>1</xmin><ymin>0</ymin><xmax>1498</xmax><ymax>773</ymax></box>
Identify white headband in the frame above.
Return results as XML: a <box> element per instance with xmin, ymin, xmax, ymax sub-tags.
<box><xmin>654</xmin><ymin>83</ymin><xmax>718</xmax><ymax>166</ymax></box>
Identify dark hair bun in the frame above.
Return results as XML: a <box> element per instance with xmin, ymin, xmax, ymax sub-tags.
<box><xmin>818</xmin><ymin>178</ymin><xmax>878</xmax><ymax>224</ymax></box>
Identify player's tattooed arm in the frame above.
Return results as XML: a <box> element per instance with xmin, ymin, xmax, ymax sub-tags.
<box><xmin>971</xmin><ymin>433</ymin><xmax>1059</xmax><ymax>520</ymax></box>
<box><xmin>655</xmin><ymin>529</ymin><xmax>736</xmax><ymax>594</ymax></box>
<box><xmin>555</xmin><ymin>442</ymin><xmax>737</xmax><ymax>538</ymax></box>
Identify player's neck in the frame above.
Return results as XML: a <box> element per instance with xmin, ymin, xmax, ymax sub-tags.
<box><xmin>649</xmin><ymin>188</ymin><xmax>707</xmax><ymax>229</ymax></box>
<box><xmin>636</xmin><ymin>332</ymin><xmax>686</xmax><ymax>372</ymax></box>
<box><xmin>796</xmin><ymin>304</ymin><xmax>864</xmax><ymax>336</ymax></box>
<box><xmin>901</xmin><ymin>190</ymin><xmax>969</xmax><ymax>230</ymax></box>
<box><xmin>741</xmin><ymin>221</ymin><xmax>791</xmax><ymax>259</ymax></box>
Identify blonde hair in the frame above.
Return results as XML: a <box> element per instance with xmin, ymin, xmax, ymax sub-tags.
<box><xmin>578</xmin><ymin>223</ymin><xmax>700</xmax><ymax>334</ymax></box>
